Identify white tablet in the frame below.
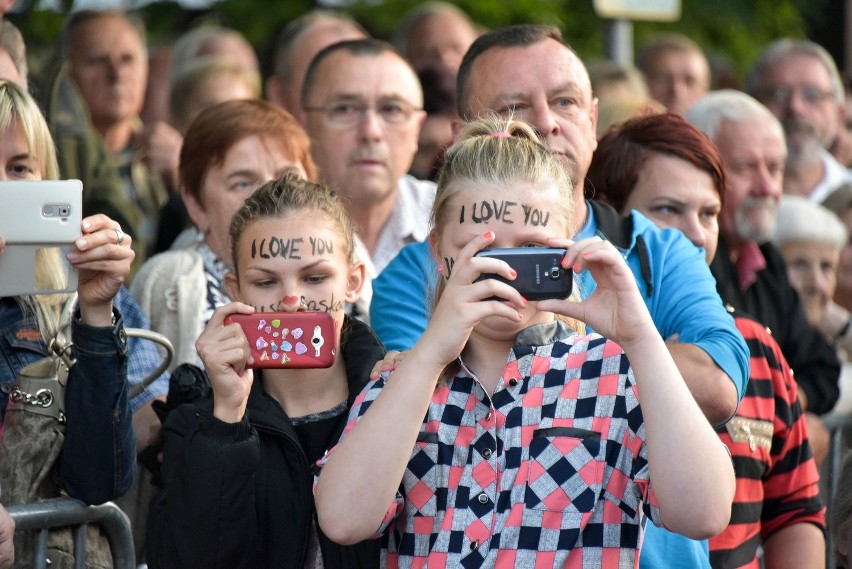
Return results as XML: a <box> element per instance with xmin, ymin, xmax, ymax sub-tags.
<box><xmin>0</xmin><ymin>180</ymin><xmax>83</xmax><ymax>297</ymax></box>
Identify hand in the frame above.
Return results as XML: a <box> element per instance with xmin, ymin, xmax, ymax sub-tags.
<box><xmin>134</xmin><ymin>121</ymin><xmax>182</xmax><ymax>192</ymax></box>
<box><xmin>196</xmin><ymin>302</ymin><xmax>256</xmax><ymax>423</ymax></box>
<box><xmin>538</xmin><ymin>237</ymin><xmax>655</xmax><ymax>348</ymax></box>
<box><xmin>67</xmin><ymin>214</ymin><xmax>135</xmax><ymax>327</ymax></box>
<box><xmin>0</xmin><ymin>504</ymin><xmax>14</xmax><ymax>569</ymax></box>
<box><xmin>419</xmin><ymin>231</ymin><xmax>527</xmax><ymax>367</ymax></box>
<box><xmin>370</xmin><ymin>350</ymin><xmax>406</xmax><ymax>380</ymax></box>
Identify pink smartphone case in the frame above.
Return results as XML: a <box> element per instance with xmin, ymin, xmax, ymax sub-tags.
<box><xmin>225</xmin><ymin>312</ymin><xmax>336</xmax><ymax>369</ymax></box>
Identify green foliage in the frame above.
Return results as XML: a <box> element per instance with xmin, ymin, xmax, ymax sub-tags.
<box><xmin>9</xmin><ymin>0</ymin><xmax>825</xmax><ymax>84</ymax></box>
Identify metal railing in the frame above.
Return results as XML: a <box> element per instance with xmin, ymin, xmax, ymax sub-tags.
<box><xmin>824</xmin><ymin>412</ymin><xmax>852</xmax><ymax>569</ymax></box>
<box><xmin>6</xmin><ymin>498</ymin><xmax>135</xmax><ymax>569</ymax></box>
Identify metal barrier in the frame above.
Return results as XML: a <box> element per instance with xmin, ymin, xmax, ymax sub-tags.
<box><xmin>824</xmin><ymin>412</ymin><xmax>852</xmax><ymax>569</ymax></box>
<box><xmin>6</xmin><ymin>498</ymin><xmax>135</xmax><ymax>569</ymax></box>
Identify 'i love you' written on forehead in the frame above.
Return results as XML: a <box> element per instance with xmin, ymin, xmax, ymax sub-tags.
<box><xmin>250</xmin><ymin>236</ymin><xmax>334</xmax><ymax>260</ymax></box>
<box><xmin>457</xmin><ymin>199</ymin><xmax>551</xmax><ymax>227</ymax></box>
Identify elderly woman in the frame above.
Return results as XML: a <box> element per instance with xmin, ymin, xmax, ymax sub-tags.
<box><xmin>132</xmin><ymin>99</ymin><xmax>317</xmax><ymax>371</ymax></box>
<box><xmin>773</xmin><ymin>196</ymin><xmax>852</xmax><ymax>417</ymax></box>
<box><xmin>587</xmin><ymin>112</ymin><xmax>826</xmax><ymax>569</ymax></box>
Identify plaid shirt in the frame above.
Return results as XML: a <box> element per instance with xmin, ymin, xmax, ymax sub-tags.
<box><xmin>330</xmin><ymin>321</ymin><xmax>662</xmax><ymax>568</ymax></box>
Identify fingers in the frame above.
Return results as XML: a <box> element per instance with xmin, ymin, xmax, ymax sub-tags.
<box><xmin>197</xmin><ymin>304</ymin><xmax>255</xmax><ymax>371</ymax></box>
<box><xmin>370</xmin><ymin>350</ymin><xmax>405</xmax><ymax>380</ymax></box>
<box><xmin>207</xmin><ymin>301</ymin><xmax>256</xmax><ymax>328</ymax></box>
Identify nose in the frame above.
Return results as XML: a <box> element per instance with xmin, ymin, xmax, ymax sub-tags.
<box><xmin>278</xmin><ymin>294</ymin><xmax>304</xmax><ymax>313</ymax></box>
<box><xmin>357</xmin><ymin>107</ymin><xmax>384</xmax><ymax>142</ymax></box>
<box><xmin>752</xmin><ymin>164</ymin><xmax>780</xmax><ymax>198</ymax></box>
<box><xmin>528</xmin><ymin>101</ymin><xmax>559</xmax><ymax>138</ymax></box>
<box><xmin>681</xmin><ymin>215</ymin><xmax>707</xmax><ymax>251</ymax></box>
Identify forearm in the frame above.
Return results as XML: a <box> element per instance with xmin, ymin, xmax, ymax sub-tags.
<box><xmin>316</xmin><ymin>344</ymin><xmax>444</xmax><ymax>544</ymax></box>
<box><xmin>668</xmin><ymin>343</ymin><xmax>738</xmax><ymax>426</ymax></box>
<box><xmin>624</xmin><ymin>334</ymin><xmax>735</xmax><ymax>538</ymax></box>
<box><xmin>762</xmin><ymin>523</ymin><xmax>825</xmax><ymax>569</ymax></box>
<box><xmin>60</xmin><ymin>315</ymin><xmax>135</xmax><ymax>504</ymax></box>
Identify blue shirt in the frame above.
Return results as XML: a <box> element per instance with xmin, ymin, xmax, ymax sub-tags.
<box><xmin>372</xmin><ymin>204</ymin><xmax>748</xmax><ymax>402</ymax></box>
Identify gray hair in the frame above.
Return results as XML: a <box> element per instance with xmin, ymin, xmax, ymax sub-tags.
<box><xmin>0</xmin><ymin>20</ymin><xmax>27</xmax><ymax>89</ymax></box>
<box><xmin>746</xmin><ymin>38</ymin><xmax>844</xmax><ymax>105</ymax></box>
<box><xmin>270</xmin><ymin>10</ymin><xmax>366</xmax><ymax>81</ymax></box>
<box><xmin>686</xmin><ymin>89</ymin><xmax>785</xmax><ymax>147</ymax></box>
<box><xmin>60</xmin><ymin>10</ymin><xmax>147</xmax><ymax>60</ymax></box>
<box><xmin>773</xmin><ymin>195</ymin><xmax>847</xmax><ymax>250</ymax></box>
<box><xmin>169</xmin><ymin>25</ymin><xmax>255</xmax><ymax>81</ymax></box>
<box><xmin>392</xmin><ymin>1</ymin><xmax>475</xmax><ymax>56</ymax></box>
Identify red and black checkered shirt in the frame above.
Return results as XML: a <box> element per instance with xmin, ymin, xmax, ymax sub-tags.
<box><xmin>708</xmin><ymin>314</ymin><xmax>826</xmax><ymax>568</ymax></box>
<box><xmin>328</xmin><ymin>321</ymin><xmax>666</xmax><ymax>568</ymax></box>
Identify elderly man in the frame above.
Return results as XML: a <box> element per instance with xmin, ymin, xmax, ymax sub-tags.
<box><xmin>300</xmin><ymin>39</ymin><xmax>433</xmax><ymax>276</ymax></box>
<box><xmin>58</xmin><ymin>10</ymin><xmax>169</xmax><ymax>268</ymax></box>
<box><xmin>393</xmin><ymin>1</ymin><xmax>478</xmax><ymax>78</ymax></box>
<box><xmin>266</xmin><ymin>10</ymin><xmax>367</xmax><ymax>116</ymax></box>
<box><xmin>688</xmin><ymin>90</ymin><xmax>840</xmax><ymax>419</ymax></box>
<box><xmin>747</xmin><ymin>39</ymin><xmax>852</xmax><ymax>203</ymax></box>
<box><xmin>637</xmin><ymin>32</ymin><xmax>710</xmax><ymax>116</ymax></box>
<box><xmin>687</xmin><ymin>91</ymin><xmax>840</xmax><ymax>486</ymax></box>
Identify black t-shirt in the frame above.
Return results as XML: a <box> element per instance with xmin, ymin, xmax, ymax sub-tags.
<box><xmin>291</xmin><ymin>401</ymin><xmax>348</xmax><ymax>466</ymax></box>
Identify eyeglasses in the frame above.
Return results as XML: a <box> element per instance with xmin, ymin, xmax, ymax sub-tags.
<box><xmin>303</xmin><ymin>100</ymin><xmax>423</xmax><ymax>127</ymax></box>
<box><xmin>761</xmin><ymin>85</ymin><xmax>836</xmax><ymax>106</ymax></box>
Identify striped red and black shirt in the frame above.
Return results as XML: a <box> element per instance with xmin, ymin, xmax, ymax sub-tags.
<box><xmin>709</xmin><ymin>314</ymin><xmax>826</xmax><ymax>569</ymax></box>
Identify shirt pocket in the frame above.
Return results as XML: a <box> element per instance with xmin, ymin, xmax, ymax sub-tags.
<box><xmin>1</xmin><ymin>319</ymin><xmax>46</xmax><ymax>385</ymax></box>
<box><xmin>402</xmin><ymin>431</ymin><xmax>439</xmax><ymax>517</ymax></box>
<box><xmin>524</xmin><ymin>426</ymin><xmax>603</xmax><ymax>513</ymax></box>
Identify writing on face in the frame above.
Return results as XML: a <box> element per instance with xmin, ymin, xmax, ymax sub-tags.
<box><xmin>251</xmin><ymin>236</ymin><xmax>334</xmax><ymax>260</ymax></box>
<box><xmin>458</xmin><ymin>199</ymin><xmax>551</xmax><ymax>227</ymax></box>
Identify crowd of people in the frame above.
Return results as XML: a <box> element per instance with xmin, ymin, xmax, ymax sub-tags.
<box><xmin>0</xmin><ymin>2</ymin><xmax>851</xmax><ymax>568</ymax></box>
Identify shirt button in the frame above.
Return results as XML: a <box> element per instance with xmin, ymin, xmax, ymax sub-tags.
<box><xmin>485</xmin><ymin>411</ymin><xmax>493</xmax><ymax>421</ymax></box>
<box><xmin>470</xmin><ymin>540</ymin><xmax>479</xmax><ymax>551</ymax></box>
<box><xmin>478</xmin><ymin>493</ymin><xmax>489</xmax><ymax>504</ymax></box>
<box><xmin>508</xmin><ymin>378</ymin><xmax>518</xmax><ymax>387</ymax></box>
<box><xmin>482</xmin><ymin>448</ymin><xmax>492</xmax><ymax>459</ymax></box>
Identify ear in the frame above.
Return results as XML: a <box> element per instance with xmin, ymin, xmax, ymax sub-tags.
<box><xmin>225</xmin><ymin>270</ymin><xmax>242</xmax><ymax>302</ymax></box>
<box><xmin>344</xmin><ymin>261</ymin><xmax>366</xmax><ymax>304</ymax></box>
<box><xmin>182</xmin><ymin>185</ymin><xmax>209</xmax><ymax>235</ymax></box>
<box><xmin>588</xmin><ymin>96</ymin><xmax>600</xmax><ymax>152</ymax></box>
<box><xmin>265</xmin><ymin>75</ymin><xmax>286</xmax><ymax>109</ymax></box>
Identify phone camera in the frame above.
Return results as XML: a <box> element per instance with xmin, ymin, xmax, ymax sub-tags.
<box><xmin>548</xmin><ymin>267</ymin><xmax>561</xmax><ymax>280</ymax></box>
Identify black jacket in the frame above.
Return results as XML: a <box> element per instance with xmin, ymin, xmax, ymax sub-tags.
<box><xmin>146</xmin><ymin>317</ymin><xmax>384</xmax><ymax>569</ymax></box>
<box><xmin>710</xmin><ymin>238</ymin><xmax>840</xmax><ymax>415</ymax></box>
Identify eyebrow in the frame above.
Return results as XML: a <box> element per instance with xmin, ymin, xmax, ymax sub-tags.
<box><xmin>498</xmin><ymin>82</ymin><xmax>585</xmax><ymax>101</ymax></box>
<box><xmin>225</xmin><ymin>169</ymin><xmax>261</xmax><ymax>181</ymax></box>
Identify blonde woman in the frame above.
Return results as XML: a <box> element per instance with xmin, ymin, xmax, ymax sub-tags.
<box><xmin>0</xmin><ymin>79</ymin><xmax>136</xmax><ymax>505</ymax></box>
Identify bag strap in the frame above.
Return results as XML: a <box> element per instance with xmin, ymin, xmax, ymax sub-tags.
<box><xmin>45</xmin><ymin>293</ymin><xmax>78</xmax><ymax>377</ymax></box>
<box><xmin>126</xmin><ymin>328</ymin><xmax>174</xmax><ymax>401</ymax></box>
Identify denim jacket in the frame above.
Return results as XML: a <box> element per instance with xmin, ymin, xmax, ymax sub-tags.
<box><xmin>0</xmin><ymin>297</ymin><xmax>135</xmax><ymax>505</ymax></box>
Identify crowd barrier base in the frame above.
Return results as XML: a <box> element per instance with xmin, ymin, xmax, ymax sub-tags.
<box><xmin>6</xmin><ymin>498</ymin><xmax>135</xmax><ymax>569</ymax></box>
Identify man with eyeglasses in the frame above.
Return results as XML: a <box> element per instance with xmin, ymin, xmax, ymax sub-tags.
<box><xmin>300</xmin><ymin>38</ymin><xmax>433</xmax><ymax>277</ymax></box>
<box><xmin>747</xmin><ymin>39</ymin><xmax>852</xmax><ymax>204</ymax></box>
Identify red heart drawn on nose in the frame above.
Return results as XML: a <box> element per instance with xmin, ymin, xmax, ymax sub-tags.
<box><xmin>283</xmin><ymin>295</ymin><xmax>300</xmax><ymax>306</ymax></box>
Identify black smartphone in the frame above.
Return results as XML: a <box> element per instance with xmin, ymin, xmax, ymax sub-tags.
<box><xmin>474</xmin><ymin>247</ymin><xmax>572</xmax><ymax>301</ymax></box>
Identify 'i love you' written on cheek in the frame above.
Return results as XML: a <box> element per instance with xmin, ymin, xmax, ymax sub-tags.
<box><xmin>251</xmin><ymin>236</ymin><xmax>335</xmax><ymax>259</ymax></box>
<box><xmin>458</xmin><ymin>200</ymin><xmax>551</xmax><ymax>227</ymax></box>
